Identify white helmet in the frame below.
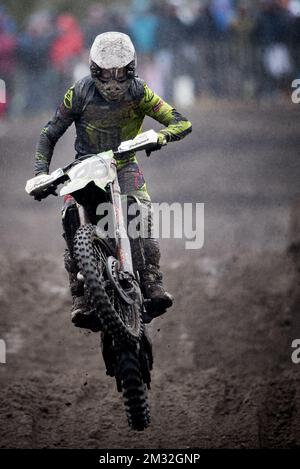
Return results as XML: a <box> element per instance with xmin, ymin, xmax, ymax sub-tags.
<box><xmin>89</xmin><ymin>32</ymin><xmax>136</xmax><ymax>101</ymax></box>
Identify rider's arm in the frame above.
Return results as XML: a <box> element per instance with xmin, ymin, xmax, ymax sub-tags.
<box><xmin>34</xmin><ymin>84</ymin><xmax>82</xmax><ymax>175</ymax></box>
<box><xmin>139</xmin><ymin>84</ymin><xmax>192</xmax><ymax>144</ymax></box>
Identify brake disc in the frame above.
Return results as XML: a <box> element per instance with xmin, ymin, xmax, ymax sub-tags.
<box><xmin>106</xmin><ymin>256</ymin><xmax>137</xmax><ymax>305</ymax></box>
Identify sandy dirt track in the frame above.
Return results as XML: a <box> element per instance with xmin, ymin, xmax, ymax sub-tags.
<box><xmin>1</xmin><ymin>101</ymin><xmax>300</xmax><ymax>448</ymax></box>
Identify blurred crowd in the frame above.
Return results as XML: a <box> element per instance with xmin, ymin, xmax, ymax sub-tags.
<box><xmin>1</xmin><ymin>0</ymin><xmax>300</xmax><ymax>118</ymax></box>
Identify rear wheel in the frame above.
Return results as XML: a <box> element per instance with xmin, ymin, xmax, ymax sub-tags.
<box><xmin>119</xmin><ymin>347</ymin><xmax>151</xmax><ymax>431</ymax></box>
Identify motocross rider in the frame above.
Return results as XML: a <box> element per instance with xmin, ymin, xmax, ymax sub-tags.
<box><xmin>34</xmin><ymin>32</ymin><xmax>192</xmax><ymax>328</ymax></box>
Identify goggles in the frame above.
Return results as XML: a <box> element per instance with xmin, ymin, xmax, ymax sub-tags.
<box><xmin>91</xmin><ymin>63</ymin><xmax>128</xmax><ymax>82</ymax></box>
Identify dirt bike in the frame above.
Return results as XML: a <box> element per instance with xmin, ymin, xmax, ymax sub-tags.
<box><xmin>25</xmin><ymin>130</ymin><xmax>164</xmax><ymax>431</ymax></box>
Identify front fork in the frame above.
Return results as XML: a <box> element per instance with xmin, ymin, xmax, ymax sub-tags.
<box><xmin>62</xmin><ymin>175</ymin><xmax>135</xmax><ymax>278</ymax></box>
<box><xmin>77</xmin><ymin>205</ymin><xmax>91</xmax><ymax>226</ymax></box>
<box><xmin>108</xmin><ymin>176</ymin><xmax>134</xmax><ymax>277</ymax></box>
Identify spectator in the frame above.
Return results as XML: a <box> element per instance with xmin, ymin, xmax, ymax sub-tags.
<box><xmin>82</xmin><ymin>3</ymin><xmax>108</xmax><ymax>49</ymax></box>
<box><xmin>252</xmin><ymin>0</ymin><xmax>293</xmax><ymax>95</ymax></box>
<box><xmin>50</xmin><ymin>14</ymin><xmax>83</xmax><ymax>101</ymax></box>
<box><xmin>232</xmin><ymin>2</ymin><xmax>257</xmax><ymax>98</ymax></box>
<box><xmin>190</xmin><ymin>4</ymin><xmax>230</xmax><ymax>96</ymax></box>
<box><xmin>209</xmin><ymin>0</ymin><xmax>237</xmax><ymax>36</ymax></box>
<box><xmin>251</xmin><ymin>0</ymin><xmax>292</xmax><ymax>45</ymax></box>
<box><xmin>18</xmin><ymin>10</ymin><xmax>55</xmax><ymax>113</ymax></box>
<box><xmin>128</xmin><ymin>0</ymin><xmax>160</xmax><ymax>92</ymax></box>
<box><xmin>106</xmin><ymin>8</ymin><xmax>130</xmax><ymax>36</ymax></box>
<box><xmin>155</xmin><ymin>2</ymin><xmax>187</xmax><ymax>99</ymax></box>
<box><xmin>291</xmin><ymin>3</ymin><xmax>300</xmax><ymax>77</ymax></box>
<box><xmin>0</xmin><ymin>5</ymin><xmax>16</xmax><ymax>34</ymax></box>
<box><xmin>0</xmin><ymin>12</ymin><xmax>16</xmax><ymax>117</ymax></box>
<box><xmin>233</xmin><ymin>1</ymin><xmax>255</xmax><ymax>40</ymax></box>
<box><xmin>128</xmin><ymin>0</ymin><xmax>159</xmax><ymax>55</ymax></box>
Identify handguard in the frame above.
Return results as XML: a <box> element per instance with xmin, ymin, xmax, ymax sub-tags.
<box><xmin>25</xmin><ymin>169</ymin><xmax>65</xmax><ymax>201</ymax></box>
<box><xmin>116</xmin><ymin>129</ymin><xmax>167</xmax><ymax>157</ymax></box>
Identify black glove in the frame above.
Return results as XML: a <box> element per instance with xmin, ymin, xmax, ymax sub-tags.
<box><xmin>146</xmin><ymin>133</ymin><xmax>168</xmax><ymax>157</ymax></box>
<box><xmin>33</xmin><ymin>184</ymin><xmax>58</xmax><ymax>202</ymax></box>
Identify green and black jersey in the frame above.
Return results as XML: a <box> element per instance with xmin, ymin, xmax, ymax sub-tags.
<box><xmin>35</xmin><ymin>76</ymin><xmax>192</xmax><ymax>175</ymax></box>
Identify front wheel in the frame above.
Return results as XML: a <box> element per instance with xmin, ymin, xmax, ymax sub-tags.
<box><xmin>74</xmin><ymin>223</ymin><xmax>151</xmax><ymax>430</ymax></box>
<box><xmin>73</xmin><ymin>224</ymin><xmax>143</xmax><ymax>345</ymax></box>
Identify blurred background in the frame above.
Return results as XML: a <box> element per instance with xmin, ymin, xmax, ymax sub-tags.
<box><xmin>1</xmin><ymin>0</ymin><xmax>300</xmax><ymax>449</ymax></box>
<box><xmin>1</xmin><ymin>0</ymin><xmax>300</xmax><ymax>117</ymax></box>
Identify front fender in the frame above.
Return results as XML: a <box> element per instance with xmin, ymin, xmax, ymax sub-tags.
<box><xmin>60</xmin><ymin>178</ymin><xmax>96</xmax><ymax>196</ymax></box>
<box><xmin>60</xmin><ymin>152</ymin><xmax>116</xmax><ymax>196</ymax></box>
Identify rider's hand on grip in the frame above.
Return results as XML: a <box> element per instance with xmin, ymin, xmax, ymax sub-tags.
<box><xmin>33</xmin><ymin>184</ymin><xmax>58</xmax><ymax>202</ymax></box>
<box><xmin>146</xmin><ymin>132</ymin><xmax>168</xmax><ymax>157</ymax></box>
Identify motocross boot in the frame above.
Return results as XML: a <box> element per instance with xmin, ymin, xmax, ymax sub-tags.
<box><xmin>70</xmin><ymin>291</ymin><xmax>88</xmax><ymax>324</ymax></box>
<box><xmin>68</xmin><ymin>269</ymin><xmax>88</xmax><ymax>324</ymax></box>
<box><xmin>69</xmin><ymin>272</ymin><xmax>102</xmax><ymax>332</ymax></box>
<box><xmin>141</xmin><ymin>238</ymin><xmax>174</xmax><ymax>323</ymax></box>
<box><xmin>140</xmin><ymin>264</ymin><xmax>173</xmax><ymax>321</ymax></box>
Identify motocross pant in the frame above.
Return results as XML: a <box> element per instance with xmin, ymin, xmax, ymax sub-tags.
<box><xmin>62</xmin><ymin>161</ymin><xmax>161</xmax><ymax>295</ymax></box>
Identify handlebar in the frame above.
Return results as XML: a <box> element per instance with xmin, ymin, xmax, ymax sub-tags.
<box><xmin>26</xmin><ymin>130</ymin><xmax>166</xmax><ymax>200</ymax></box>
